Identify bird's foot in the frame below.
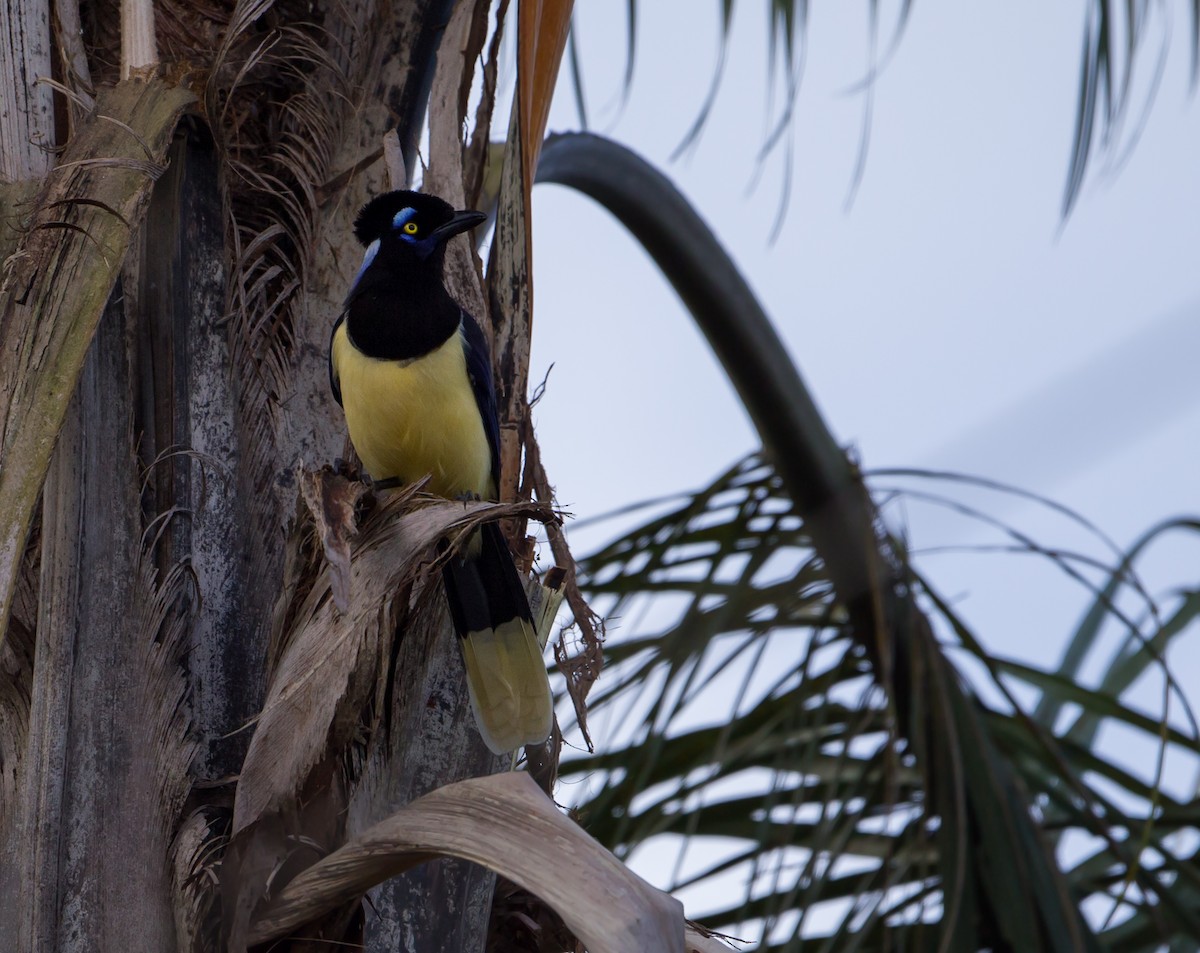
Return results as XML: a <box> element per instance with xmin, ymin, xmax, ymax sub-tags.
<box><xmin>332</xmin><ymin>457</ymin><xmax>363</xmax><ymax>482</ymax></box>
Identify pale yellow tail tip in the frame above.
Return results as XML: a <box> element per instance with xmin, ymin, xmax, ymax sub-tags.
<box><xmin>460</xmin><ymin>620</ymin><xmax>553</xmax><ymax>754</ymax></box>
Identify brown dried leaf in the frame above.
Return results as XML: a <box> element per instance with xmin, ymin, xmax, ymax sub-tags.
<box><xmin>247</xmin><ymin>772</ymin><xmax>685</xmax><ymax>953</ymax></box>
<box><xmin>483</xmin><ymin>0</ymin><xmax>602</xmax><ymax>757</ymax></box>
<box><xmin>231</xmin><ymin>486</ymin><xmax>554</xmax><ymax>836</ymax></box>
<box><xmin>686</xmin><ymin>923</ymin><xmax>740</xmax><ymax>953</ymax></box>
<box><xmin>424</xmin><ymin>0</ymin><xmax>490</xmax><ymax>322</ymax></box>
<box><xmin>382</xmin><ymin>129</ymin><xmax>406</xmax><ymax>190</ymax></box>
<box><xmin>517</xmin><ymin>0</ymin><xmax>574</xmax><ymax>176</ymax></box>
<box><xmin>297</xmin><ymin>469</ymin><xmax>367</xmax><ymax>614</ymax></box>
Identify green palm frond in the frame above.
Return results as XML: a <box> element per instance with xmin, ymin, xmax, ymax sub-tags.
<box><xmin>541</xmin><ymin>131</ymin><xmax>1107</xmax><ymax>950</ymax></box>
<box><xmin>562</xmin><ymin>454</ymin><xmax>1200</xmax><ymax>950</ymax></box>
<box><xmin>1064</xmin><ymin>0</ymin><xmax>1200</xmax><ymax>216</ymax></box>
<box><xmin>572</xmin><ymin>1</ymin><xmax>1199</xmax><ymax>219</ymax></box>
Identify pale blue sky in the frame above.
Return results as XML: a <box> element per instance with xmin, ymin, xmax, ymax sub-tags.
<box><xmin>524</xmin><ymin>3</ymin><xmax>1200</xmax><ymax>925</ymax></box>
<box><xmin>494</xmin><ymin>1</ymin><xmax>1200</xmax><ymax>936</ymax></box>
<box><xmin>530</xmin><ymin>0</ymin><xmax>1200</xmax><ymax>676</ymax></box>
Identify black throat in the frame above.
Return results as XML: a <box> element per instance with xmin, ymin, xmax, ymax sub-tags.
<box><xmin>344</xmin><ymin>244</ymin><xmax>460</xmax><ymax>361</ymax></box>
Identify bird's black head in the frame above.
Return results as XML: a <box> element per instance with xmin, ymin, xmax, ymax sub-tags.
<box><xmin>352</xmin><ymin>190</ymin><xmax>486</xmax><ymax>266</ymax></box>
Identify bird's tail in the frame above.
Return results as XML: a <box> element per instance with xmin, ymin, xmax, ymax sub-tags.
<box><xmin>441</xmin><ymin>520</ymin><xmax>553</xmax><ymax>754</ymax></box>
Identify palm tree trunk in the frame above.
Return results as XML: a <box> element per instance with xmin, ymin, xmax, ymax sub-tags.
<box><xmin>1</xmin><ymin>2</ymin><xmax>513</xmax><ymax>950</ymax></box>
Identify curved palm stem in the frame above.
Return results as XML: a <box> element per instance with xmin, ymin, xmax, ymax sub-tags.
<box><xmin>537</xmin><ymin>131</ymin><xmax>884</xmax><ymax>659</ymax></box>
<box><xmin>536</xmin><ymin>131</ymin><xmax>1101</xmax><ymax>949</ymax></box>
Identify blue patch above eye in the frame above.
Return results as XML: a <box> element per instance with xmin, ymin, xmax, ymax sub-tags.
<box><xmin>392</xmin><ymin>207</ymin><xmax>417</xmax><ymax>231</ymax></box>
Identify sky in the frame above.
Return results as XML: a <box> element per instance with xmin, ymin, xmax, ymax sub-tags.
<box><xmin>520</xmin><ymin>0</ymin><xmax>1200</xmax><ymax>931</ymax></box>
<box><xmin>528</xmin><ymin>0</ymin><xmax>1200</xmax><ymax>698</ymax></box>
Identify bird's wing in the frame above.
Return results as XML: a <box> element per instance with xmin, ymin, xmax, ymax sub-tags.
<box><xmin>459</xmin><ymin>309</ymin><xmax>502</xmax><ymax>491</ymax></box>
<box><xmin>328</xmin><ymin>313</ymin><xmax>344</xmax><ymax>407</ymax></box>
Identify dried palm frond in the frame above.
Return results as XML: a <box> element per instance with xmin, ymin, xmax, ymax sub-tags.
<box><xmin>247</xmin><ymin>772</ymin><xmax>688</xmax><ymax>953</ymax></box>
<box><xmin>0</xmin><ymin>80</ymin><xmax>194</xmax><ymax>645</ymax></box>
<box><xmin>235</xmin><ymin>472</ymin><xmax>556</xmax><ymax>835</ymax></box>
<box><xmin>222</xmin><ymin>467</ymin><xmax>559</xmax><ymax>946</ymax></box>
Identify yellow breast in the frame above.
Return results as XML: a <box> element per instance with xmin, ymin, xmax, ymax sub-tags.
<box><xmin>332</xmin><ymin>322</ymin><xmax>494</xmax><ymax>499</ymax></box>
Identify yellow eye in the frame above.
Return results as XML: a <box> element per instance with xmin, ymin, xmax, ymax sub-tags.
<box><xmin>403</xmin><ymin>221</ymin><xmax>419</xmax><ymax>235</ymax></box>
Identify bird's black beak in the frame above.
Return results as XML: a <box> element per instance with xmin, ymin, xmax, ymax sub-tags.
<box><xmin>430</xmin><ymin>209</ymin><xmax>487</xmax><ymax>244</ymax></box>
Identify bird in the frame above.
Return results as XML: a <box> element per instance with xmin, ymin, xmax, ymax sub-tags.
<box><xmin>329</xmin><ymin>189</ymin><xmax>552</xmax><ymax>754</ymax></box>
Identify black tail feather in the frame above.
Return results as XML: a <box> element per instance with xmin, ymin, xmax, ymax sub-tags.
<box><xmin>441</xmin><ymin>520</ymin><xmax>532</xmax><ymax>638</ymax></box>
<box><xmin>440</xmin><ymin>520</ymin><xmax>552</xmax><ymax>753</ymax></box>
